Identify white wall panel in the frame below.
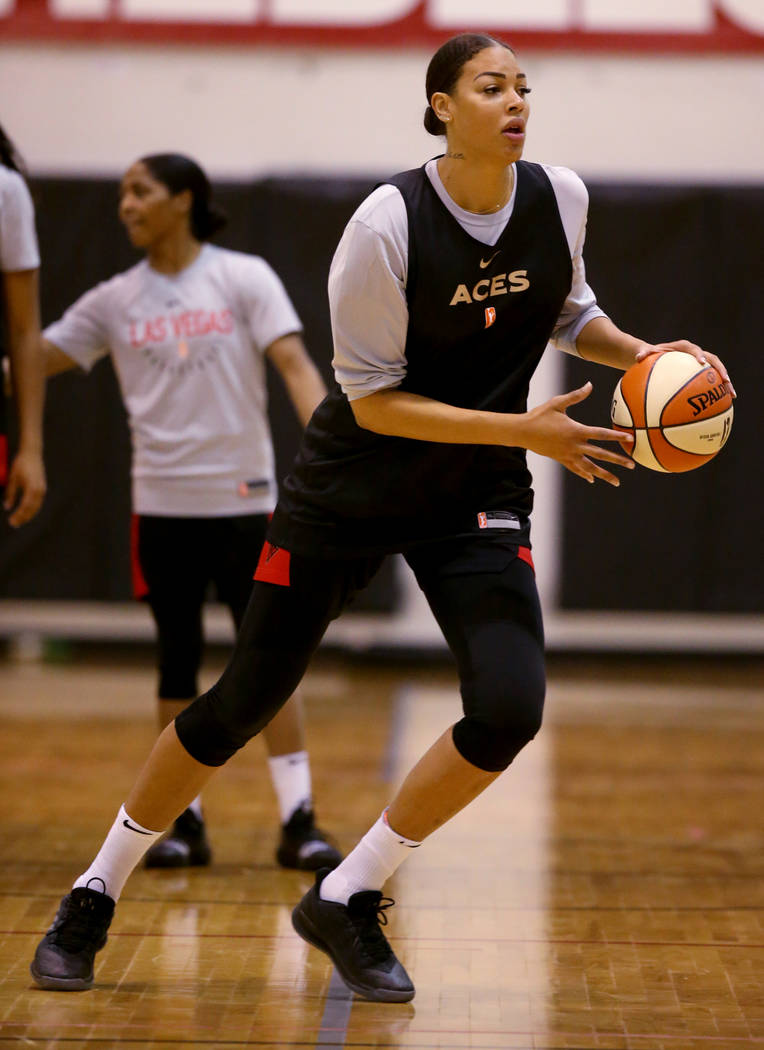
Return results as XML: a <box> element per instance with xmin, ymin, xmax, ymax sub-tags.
<box><xmin>120</xmin><ymin>0</ymin><xmax>261</xmax><ymax>19</ymax></box>
<box><xmin>271</xmin><ymin>0</ymin><xmax>418</xmax><ymax>22</ymax></box>
<box><xmin>431</xmin><ymin>0</ymin><xmax>570</xmax><ymax>29</ymax></box>
<box><xmin>583</xmin><ymin>0</ymin><xmax>710</xmax><ymax>31</ymax></box>
<box><xmin>0</xmin><ymin>38</ymin><xmax>759</xmax><ymax>635</ymax></box>
<box><xmin>1</xmin><ymin>45</ymin><xmax>761</xmax><ymax>181</ymax></box>
<box><xmin>51</xmin><ymin>0</ymin><xmax>110</xmax><ymax>14</ymax></box>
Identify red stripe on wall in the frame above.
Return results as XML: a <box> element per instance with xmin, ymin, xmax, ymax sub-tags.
<box><xmin>0</xmin><ymin>5</ymin><xmax>762</xmax><ymax>52</ymax></box>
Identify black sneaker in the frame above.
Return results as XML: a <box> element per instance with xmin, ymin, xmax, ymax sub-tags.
<box><xmin>30</xmin><ymin>887</ymin><xmax>115</xmax><ymax>991</ymax></box>
<box><xmin>276</xmin><ymin>806</ymin><xmax>342</xmax><ymax>871</ymax></box>
<box><xmin>144</xmin><ymin>808</ymin><xmax>212</xmax><ymax>868</ymax></box>
<box><xmin>291</xmin><ymin>869</ymin><xmax>415</xmax><ymax>1003</ymax></box>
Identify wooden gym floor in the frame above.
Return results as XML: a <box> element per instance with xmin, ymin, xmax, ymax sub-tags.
<box><xmin>0</xmin><ymin>648</ymin><xmax>762</xmax><ymax>1049</ymax></box>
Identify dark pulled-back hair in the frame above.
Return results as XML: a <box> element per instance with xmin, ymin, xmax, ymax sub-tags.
<box><xmin>0</xmin><ymin>122</ymin><xmax>26</xmax><ymax>175</ymax></box>
<box><xmin>140</xmin><ymin>153</ymin><xmax>227</xmax><ymax>241</ymax></box>
<box><xmin>424</xmin><ymin>33</ymin><xmax>514</xmax><ymax>136</ymax></box>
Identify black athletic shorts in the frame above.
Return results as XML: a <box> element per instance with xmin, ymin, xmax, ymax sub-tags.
<box><xmin>132</xmin><ymin>513</ymin><xmax>269</xmax><ymax>617</ymax></box>
<box><xmin>132</xmin><ymin>513</ymin><xmax>270</xmax><ymax>699</ymax></box>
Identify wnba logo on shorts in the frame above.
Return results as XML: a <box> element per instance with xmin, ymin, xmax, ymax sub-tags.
<box><xmin>484</xmin><ymin>307</ymin><xmax>496</xmax><ymax>329</ymax></box>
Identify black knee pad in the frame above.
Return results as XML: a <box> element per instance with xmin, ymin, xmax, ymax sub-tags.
<box><xmin>452</xmin><ymin>703</ymin><xmax>544</xmax><ymax>772</ymax></box>
<box><xmin>452</xmin><ymin>645</ymin><xmax>546</xmax><ymax>771</ymax></box>
<box><xmin>174</xmin><ymin>686</ymin><xmax>252</xmax><ymax>767</ymax></box>
<box><xmin>174</xmin><ymin>668</ymin><xmax>285</xmax><ymax>767</ymax></box>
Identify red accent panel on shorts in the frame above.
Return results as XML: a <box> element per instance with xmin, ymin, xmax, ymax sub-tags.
<box><xmin>254</xmin><ymin>541</ymin><xmax>291</xmax><ymax>587</ymax></box>
<box><xmin>130</xmin><ymin>514</ymin><xmax>150</xmax><ymax>600</ymax></box>
<box><xmin>518</xmin><ymin>546</ymin><xmax>535</xmax><ymax>572</ymax></box>
<box><xmin>0</xmin><ymin>434</ymin><xmax>7</xmax><ymax>487</ymax></box>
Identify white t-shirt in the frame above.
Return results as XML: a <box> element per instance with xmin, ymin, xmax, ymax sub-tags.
<box><xmin>0</xmin><ymin>166</ymin><xmax>40</xmax><ymax>272</ymax></box>
<box><xmin>45</xmin><ymin>243</ymin><xmax>301</xmax><ymax>516</ymax></box>
<box><xmin>330</xmin><ymin>160</ymin><xmax>606</xmax><ymax>401</ymax></box>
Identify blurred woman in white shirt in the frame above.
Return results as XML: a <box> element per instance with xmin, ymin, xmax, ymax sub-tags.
<box><xmin>0</xmin><ymin>122</ymin><xmax>45</xmax><ymax>529</ymax></box>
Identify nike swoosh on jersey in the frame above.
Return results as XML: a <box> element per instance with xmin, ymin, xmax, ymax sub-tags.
<box><xmin>479</xmin><ymin>251</ymin><xmax>501</xmax><ymax>269</ymax></box>
<box><xmin>123</xmin><ymin>818</ymin><xmax>153</xmax><ymax>835</ymax></box>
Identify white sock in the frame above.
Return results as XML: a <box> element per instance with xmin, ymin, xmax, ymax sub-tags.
<box><xmin>320</xmin><ymin>810</ymin><xmax>421</xmax><ymax>905</ymax></box>
<box><xmin>73</xmin><ymin>805</ymin><xmax>163</xmax><ymax>901</ymax></box>
<box><xmin>268</xmin><ymin>750</ymin><xmax>312</xmax><ymax>824</ymax></box>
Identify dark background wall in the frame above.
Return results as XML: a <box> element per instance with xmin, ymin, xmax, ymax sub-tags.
<box><xmin>0</xmin><ymin>176</ymin><xmax>761</xmax><ymax>613</ymax></box>
<box><xmin>561</xmin><ymin>184</ymin><xmax>763</xmax><ymax>612</ymax></box>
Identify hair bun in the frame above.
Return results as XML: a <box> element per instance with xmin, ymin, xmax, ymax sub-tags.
<box><xmin>423</xmin><ymin>105</ymin><xmax>445</xmax><ymax>136</ymax></box>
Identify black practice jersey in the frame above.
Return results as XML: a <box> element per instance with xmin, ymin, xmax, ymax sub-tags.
<box><xmin>271</xmin><ymin>160</ymin><xmax>572</xmax><ymax>557</ymax></box>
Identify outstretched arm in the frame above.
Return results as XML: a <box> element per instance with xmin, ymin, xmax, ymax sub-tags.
<box><xmin>3</xmin><ymin>268</ymin><xmax>45</xmax><ymax>527</ymax></box>
<box><xmin>266</xmin><ymin>333</ymin><xmax>327</xmax><ymax>427</ymax></box>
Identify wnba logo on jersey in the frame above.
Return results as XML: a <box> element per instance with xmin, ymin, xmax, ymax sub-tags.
<box><xmin>485</xmin><ymin>307</ymin><xmax>496</xmax><ymax>329</ymax></box>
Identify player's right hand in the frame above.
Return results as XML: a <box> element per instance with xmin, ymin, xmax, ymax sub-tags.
<box><xmin>517</xmin><ymin>382</ymin><xmax>635</xmax><ymax>487</ymax></box>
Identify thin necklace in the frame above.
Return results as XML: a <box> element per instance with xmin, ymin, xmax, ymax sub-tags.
<box><xmin>478</xmin><ymin>170</ymin><xmax>514</xmax><ymax>213</ymax></box>
<box><xmin>437</xmin><ymin>159</ymin><xmax>514</xmax><ymax>214</ymax></box>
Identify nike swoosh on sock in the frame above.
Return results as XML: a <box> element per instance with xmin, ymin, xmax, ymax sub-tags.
<box><xmin>123</xmin><ymin>819</ymin><xmax>153</xmax><ymax>835</ymax></box>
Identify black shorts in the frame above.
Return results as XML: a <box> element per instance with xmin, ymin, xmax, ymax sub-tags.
<box><xmin>133</xmin><ymin>513</ymin><xmax>270</xmax><ymax>699</ymax></box>
<box><xmin>132</xmin><ymin>513</ymin><xmax>270</xmax><ymax>615</ymax></box>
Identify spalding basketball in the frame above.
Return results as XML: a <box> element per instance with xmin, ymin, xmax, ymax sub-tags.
<box><xmin>611</xmin><ymin>351</ymin><xmax>733</xmax><ymax>472</ymax></box>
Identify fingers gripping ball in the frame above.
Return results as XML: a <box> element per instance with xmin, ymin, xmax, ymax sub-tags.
<box><xmin>611</xmin><ymin>352</ymin><xmax>733</xmax><ymax>473</ymax></box>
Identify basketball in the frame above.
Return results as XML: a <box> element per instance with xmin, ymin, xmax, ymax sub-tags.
<box><xmin>611</xmin><ymin>351</ymin><xmax>733</xmax><ymax>472</ymax></box>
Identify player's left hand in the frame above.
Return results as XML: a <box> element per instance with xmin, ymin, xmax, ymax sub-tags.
<box><xmin>4</xmin><ymin>449</ymin><xmax>46</xmax><ymax>527</ymax></box>
<box><xmin>635</xmin><ymin>340</ymin><xmax>736</xmax><ymax>398</ymax></box>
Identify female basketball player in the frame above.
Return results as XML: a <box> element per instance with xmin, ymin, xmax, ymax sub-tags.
<box><xmin>38</xmin><ymin>154</ymin><xmax>340</xmax><ymax>873</ymax></box>
<box><xmin>31</xmin><ymin>38</ymin><xmax>733</xmax><ymax>1000</ymax></box>
<box><xmin>0</xmin><ymin>123</ymin><xmax>45</xmax><ymax>528</ymax></box>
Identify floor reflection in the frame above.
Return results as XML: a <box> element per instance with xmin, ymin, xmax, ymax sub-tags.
<box><xmin>0</xmin><ymin>653</ymin><xmax>761</xmax><ymax>1047</ymax></box>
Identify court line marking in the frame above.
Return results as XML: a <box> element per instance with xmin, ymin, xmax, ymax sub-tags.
<box><xmin>7</xmin><ymin>929</ymin><xmax>764</xmax><ymax>949</ymax></box>
<box><xmin>307</xmin><ymin>684</ymin><xmax>411</xmax><ymax>1047</ymax></box>
<box><xmin>3</xmin><ymin>1026</ymin><xmax>763</xmax><ymax>1046</ymax></box>
<box><xmin>6</xmin><ymin>892</ymin><xmax>764</xmax><ymax>912</ymax></box>
<box><xmin>313</xmin><ymin>967</ymin><xmax>353</xmax><ymax>1049</ymax></box>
